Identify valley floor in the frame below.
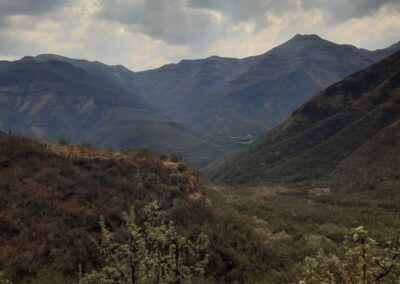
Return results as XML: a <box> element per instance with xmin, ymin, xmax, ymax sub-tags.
<box><xmin>204</xmin><ymin>182</ymin><xmax>400</xmax><ymax>282</ymax></box>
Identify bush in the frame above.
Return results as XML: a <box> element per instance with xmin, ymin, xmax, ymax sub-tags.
<box><xmin>170</xmin><ymin>153</ymin><xmax>182</xmax><ymax>163</ymax></box>
<box><xmin>80</xmin><ymin>202</ymin><xmax>209</xmax><ymax>284</ymax></box>
<box><xmin>58</xmin><ymin>139</ymin><xmax>70</xmax><ymax>146</ymax></box>
<box><xmin>300</xmin><ymin>226</ymin><xmax>400</xmax><ymax>283</ymax></box>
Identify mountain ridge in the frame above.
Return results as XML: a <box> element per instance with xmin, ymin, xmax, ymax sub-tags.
<box><xmin>1</xmin><ymin>34</ymin><xmax>399</xmax><ymax>168</ymax></box>
<box><xmin>0</xmin><ymin>56</ymin><xmax>225</xmax><ymax>167</ymax></box>
<box><xmin>134</xmin><ymin>34</ymin><xmax>400</xmax><ymax>142</ymax></box>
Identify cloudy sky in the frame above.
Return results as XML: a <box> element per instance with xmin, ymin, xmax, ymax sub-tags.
<box><xmin>0</xmin><ymin>0</ymin><xmax>399</xmax><ymax>71</ymax></box>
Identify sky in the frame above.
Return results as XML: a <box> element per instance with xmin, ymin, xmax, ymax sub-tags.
<box><xmin>0</xmin><ymin>0</ymin><xmax>399</xmax><ymax>71</ymax></box>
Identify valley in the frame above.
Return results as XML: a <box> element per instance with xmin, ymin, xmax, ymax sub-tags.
<box><xmin>0</xmin><ymin>34</ymin><xmax>399</xmax><ymax>283</ymax></box>
<box><xmin>1</xmin><ymin>133</ymin><xmax>399</xmax><ymax>283</ymax></box>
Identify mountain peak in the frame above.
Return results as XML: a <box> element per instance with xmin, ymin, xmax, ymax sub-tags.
<box><xmin>36</xmin><ymin>54</ymin><xmax>69</xmax><ymax>61</ymax></box>
<box><xmin>262</xmin><ymin>34</ymin><xmax>332</xmax><ymax>58</ymax></box>
<box><xmin>291</xmin><ymin>34</ymin><xmax>323</xmax><ymax>42</ymax></box>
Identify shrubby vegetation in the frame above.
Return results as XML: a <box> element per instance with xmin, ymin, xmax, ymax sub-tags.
<box><xmin>0</xmin><ymin>272</ymin><xmax>12</xmax><ymax>284</ymax></box>
<box><xmin>80</xmin><ymin>202</ymin><xmax>209</xmax><ymax>284</ymax></box>
<box><xmin>0</xmin><ymin>135</ymin><xmax>209</xmax><ymax>283</ymax></box>
<box><xmin>0</xmin><ymin>135</ymin><xmax>399</xmax><ymax>283</ymax></box>
<box><xmin>300</xmin><ymin>226</ymin><xmax>400</xmax><ymax>283</ymax></box>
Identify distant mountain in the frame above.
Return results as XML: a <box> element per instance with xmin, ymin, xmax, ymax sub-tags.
<box><xmin>35</xmin><ymin>54</ymin><xmax>141</xmax><ymax>94</ymax></box>
<box><xmin>0</xmin><ymin>56</ymin><xmax>223</xmax><ymax>167</ymax></box>
<box><xmin>134</xmin><ymin>55</ymin><xmax>255</xmax><ymax>119</ymax></box>
<box><xmin>135</xmin><ymin>34</ymin><xmax>400</xmax><ymax>141</ymax></box>
<box><xmin>207</xmin><ymin>51</ymin><xmax>400</xmax><ymax>188</ymax></box>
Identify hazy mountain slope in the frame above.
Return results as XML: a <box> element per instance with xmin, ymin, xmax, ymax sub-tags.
<box><xmin>134</xmin><ymin>55</ymin><xmax>255</xmax><ymax>119</ymax></box>
<box><xmin>0</xmin><ymin>57</ymin><xmax>224</xmax><ymax>167</ymax></box>
<box><xmin>207</xmin><ymin>51</ymin><xmax>400</xmax><ymax>186</ymax></box>
<box><xmin>191</xmin><ymin>35</ymin><xmax>400</xmax><ymax>138</ymax></box>
<box><xmin>133</xmin><ymin>35</ymin><xmax>400</xmax><ymax>142</ymax></box>
<box><xmin>35</xmin><ymin>54</ymin><xmax>142</xmax><ymax>95</ymax></box>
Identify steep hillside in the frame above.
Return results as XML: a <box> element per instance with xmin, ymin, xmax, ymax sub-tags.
<box><xmin>0</xmin><ymin>134</ymin><xmax>208</xmax><ymax>281</ymax></box>
<box><xmin>0</xmin><ymin>57</ymin><xmax>224</xmax><ymax>167</ymax></box>
<box><xmin>207</xmin><ymin>51</ymin><xmax>400</xmax><ymax>188</ymax></box>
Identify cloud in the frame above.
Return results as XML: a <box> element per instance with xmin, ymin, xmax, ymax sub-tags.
<box><xmin>0</xmin><ymin>0</ymin><xmax>69</xmax><ymax>17</ymax></box>
<box><xmin>188</xmin><ymin>0</ymin><xmax>299</xmax><ymax>22</ymax></box>
<box><xmin>302</xmin><ymin>0</ymin><xmax>398</xmax><ymax>22</ymax></box>
<box><xmin>0</xmin><ymin>32</ymin><xmax>43</xmax><ymax>56</ymax></box>
<box><xmin>189</xmin><ymin>0</ymin><xmax>399</xmax><ymax>23</ymax></box>
<box><xmin>97</xmin><ymin>0</ymin><xmax>229</xmax><ymax>45</ymax></box>
<box><xmin>0</xmin><ymin>0</ymin><xmax>399</xmax><ymax>71</ymax></box>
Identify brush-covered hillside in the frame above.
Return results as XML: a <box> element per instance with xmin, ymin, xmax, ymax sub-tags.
<box><xmin>0</xmin><ymin>134</ymin><xmax>292</xmax><ymax>284</ymax></box>
<box><xmin>0</xmin><ymin>131</ymin><xmax>399</xmax><ymax>284</ymax></box>
<box><xmin>207</xmin><ymin>51</ymin><xmax>400</xmax><ymax>189</ymax></box>
<box><xmin>0</xmin><ymin>133</ymin><xmax>210</xmax><ymax>282</ymax></box>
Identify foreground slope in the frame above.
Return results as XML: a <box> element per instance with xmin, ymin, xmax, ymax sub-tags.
<box><xmin>0</xmin><ymin>135</ymin><xmax>292</xmax><ymax>283</ymax></box>
<box><xmin>207</xmin><ymin>51</ymin><xmax>400</xmax><ymax>187</ymax></box>
<box><xmin>0</xmin><ymin>134</ymin><xmax>207</xmax><ymax>280</ymax></box>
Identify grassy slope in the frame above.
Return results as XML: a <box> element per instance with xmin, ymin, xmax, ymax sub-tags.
<box><xmin>207</xmin><ymin>52</ymin><xmax>400</xmax><ymax>188</ymax></box>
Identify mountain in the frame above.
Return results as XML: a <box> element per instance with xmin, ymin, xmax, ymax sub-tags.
<box><xmin>134</xmin><ymin>55</ymin><xmax>255</xmax><ymax>119</ymax></box>
<box><xmin>207</xmin><ymin>51</ymin><xmax>400</xmax><ymax>187</ymax></box>
<box><xmin>1</xmin><ymin>35</ymin><xmax>399</xmax><ymax>168</ymax></box>
<box><xmin>135</xmin><ymin>34</ymin><xmax>400</xmax><ymax>141</ymax></box>
<box><xmin>34</xmin><ymin>54</ymin><xmax>141</xmax><ymax>95</ymax></box>
<box><xmin>0</xmin><ymin>56</ymin><xmax>224</xmax><ymax>167</ymax></box>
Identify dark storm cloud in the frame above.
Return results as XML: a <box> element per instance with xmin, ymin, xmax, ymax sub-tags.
<box><xmin>97</xmin><ymin>0</ymin><xmax>226</xmax><ymax>45</ymax></box>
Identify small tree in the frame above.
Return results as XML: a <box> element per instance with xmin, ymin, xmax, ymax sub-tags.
<box><xmin>300</xmin><ymin>226</ymin><xmax>400</xmax><ymax>284</ymax></box>
<box><xmin>80</xmin><ymin>201</ymin><xmax>209</xmax><ymax>284</ymax></box>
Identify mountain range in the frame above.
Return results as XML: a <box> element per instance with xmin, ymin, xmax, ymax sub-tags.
<box><xmin>135</xmin><ymin>34</ymin><xmax>400</xmax><ymax>138</ymax></box>
<box><xmin>0</xmin><ymin>34</ymin><xmax>399</xmax><ymax>167</ymax></box>
<box><xmin>207</xmin><ymin>51</ymin><xmax>400</xmax><ymax>189</ymax></box>
<box><xmin>0</xmin><ymin>55</ymin><xmax>224</xmax><ymax>167</ymax></box>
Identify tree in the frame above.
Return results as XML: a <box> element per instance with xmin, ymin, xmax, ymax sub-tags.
<box><xmin>300</xmin><ymin>226</ymin><xmax>400</xmax><ymax>284</ymax></box>
<box><xmin>80</xmin><ymin>201</ymin><xmax>209</xmax><ymax>284</ymax></box>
